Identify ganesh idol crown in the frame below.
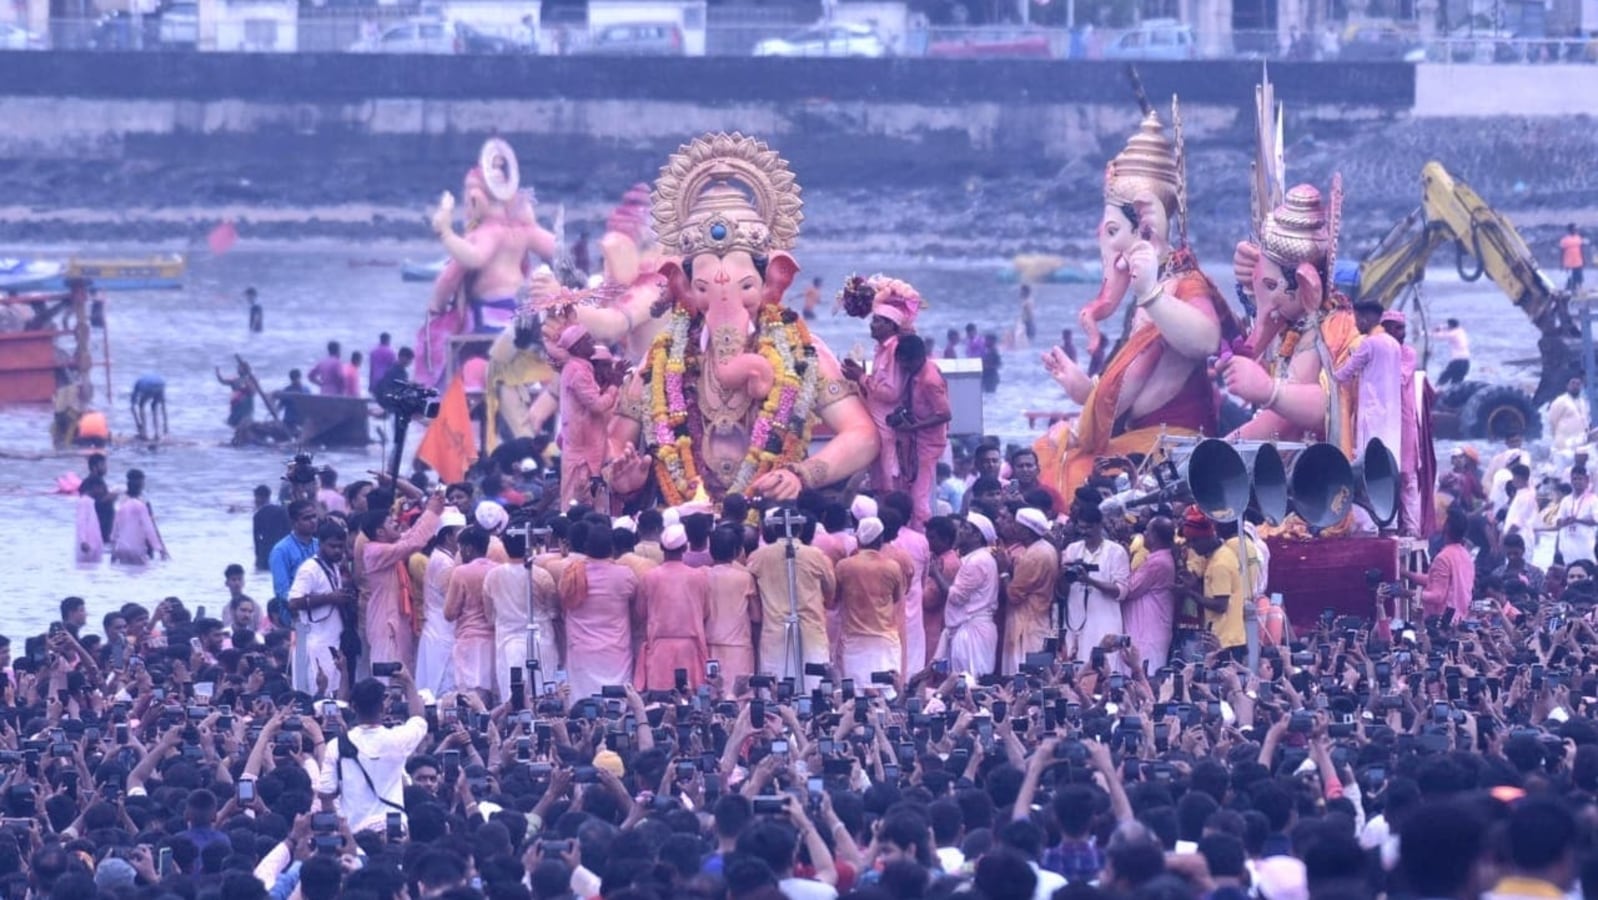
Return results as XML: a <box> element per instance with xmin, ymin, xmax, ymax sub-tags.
<box><xmin>602</xmin><ymin>133</ymin><xmax>879</xmax><ymax>508</ymax></box>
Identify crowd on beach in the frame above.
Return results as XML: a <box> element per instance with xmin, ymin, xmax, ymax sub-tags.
<box><xmin>23</xmin><ymin>370</ymin><xmax>1598</xmax><ymax>900</ymax></box>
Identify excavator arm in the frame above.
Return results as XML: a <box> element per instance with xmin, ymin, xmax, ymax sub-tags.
<box><xmin>1352</xmin><ymin>160</ymin><xmax>1576</xmax><ymax>407</ymax></box>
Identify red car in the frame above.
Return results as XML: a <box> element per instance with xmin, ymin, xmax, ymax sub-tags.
<box><xmin>926</xmin><ymin>28</ymin><xmax>1054</xmax><ymax>59</ymax></box>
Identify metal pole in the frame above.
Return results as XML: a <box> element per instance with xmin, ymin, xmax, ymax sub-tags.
<box><xmin>780</xmin><ymin>513</ymin><xmax>804</xmax><ymax>686</ymax></box>
<box><xmin>525</xmin><ymin>560</ymin><xmax>542</xmax><ymax>702</ymax></box>
<box><xmin>1239</xmin><ymin>519</ymin><xmax>1260</xmax><ymax>674</ymax></box>
<box><xmin>1583</xmin><ymin>293</ymin><xmax>1596</xmax><ymax>407</ymax></box>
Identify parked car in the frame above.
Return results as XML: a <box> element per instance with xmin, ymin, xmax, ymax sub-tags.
<box><xmin>156</xmin><ymin>1</ymin><xmax>197</xmax><ymax>48</ymax></box>
<box><xmin>1338</xmin><ymin>23</ymin><xmax>1425</xmax><ymax>61</ymax></box>
<box><xmin>349</xmin><ymin>18</ymin><xmax>455</xmax><ymax>54</ymax></box>
<box><xmin>0</xmin><ymin>22</ymin><xmax>46</xmax><ymax>50</ymax></box>
<box><xmin>454</xmin><ymin>22</ymin><xmax>524</xmax><ymax>54</ymax></box>
<box><xmin>925</xmin><ymin>27</ymin><xmax>1052</xmax><ymax>58</ymax></box>
<box><xmin>576</xmin><ymin>22</ymin><xmax>685</xmax><ymax>55</ymax></box>
<box><xmin>752</xmin><ymin>22</ymin><xmax>887</xmax><ymax>57</ymax></box>
<box><xmin>1101</xmin><ymin>19</ymin><xmax>1196</xmax><ymax>60</ymax></box>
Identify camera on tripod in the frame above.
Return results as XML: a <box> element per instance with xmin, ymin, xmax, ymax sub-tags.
<box><xmin>1060</xmin><ymin>561</ymin><xmax>1099</xmax><ymax>583</ymax></box>
<box><xmin>377</xmin><ymin>379</ymin><xmax>441</xmax><ymax>419</ymax></box>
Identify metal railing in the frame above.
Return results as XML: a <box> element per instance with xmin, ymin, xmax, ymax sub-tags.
<box><xmin>12</xmin><ymin>17</ymin><xmax>1598</xmax><ymax>61</ymax></box>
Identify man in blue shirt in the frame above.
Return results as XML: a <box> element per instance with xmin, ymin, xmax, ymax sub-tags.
<box><xmin>269</xmin><ymin>499</ymin><xmax>321</xmax><ymax>608</ymax></box>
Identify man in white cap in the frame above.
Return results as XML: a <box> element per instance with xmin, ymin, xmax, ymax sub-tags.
<box><xmin>1002</xmin><ymin>507</ymin><xmax>1059</xmax><ymax>675</ymax></box>
<box><xmin>930</xmin><ymin>512</ymin><xmax>1000</xmax><ymax>676</ymax></box>
<box><xmin>415</xmin><ymin>509</ymin><xmax>465</xmax><ymax>696</ymax></box>
<box><xmin>474</xmin><ymin>501</ymin><xmax>513</xmax><ymax>564</ymax></box>
<box><xmin>634</xmin><ymin>524</ymin><xmax>711</xmax><ymax>690</ymax></box>
<box><xmin>556</xmin><ymin>324</ymin><xmax>617</xmax><ymax>511</ymax></box>
<box><xmin>832</xmin><ymin>516</ymin><xmax>906</xmax><ymax>683</ymax></box>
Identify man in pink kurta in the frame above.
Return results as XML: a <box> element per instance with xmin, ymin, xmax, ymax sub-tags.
<box><xmin>1384</xmin><ymin>311</ymin><xmax>1424</xmax><ymax>535</ymax></box>
<box><xmin>1120</xmin><ymin>517</ymin><xmax>1176</xmax><ymax>672</ymax></box>
<box><xmin>556</xmin><ymin>325</ymin><xmax>617</xmax><ymax>511</ymax></box>
<box><xmin>360</xmin><ymin>495</ymin><xmax>444</xmax><ymax>674</ymax></box>
<box><xmin>444</xmin><ymin>527</ymin><xmax>498</xmax><ymax>693</ymax></box>
<box><xmin>1333</xmin><ymin>303</ymin><xmax>1402</xmax><ymax>459</ymax></box>
<box><xmin>76</xmin><ymin>478</ymin><xmax>108</xmax><ymax>564</ymax></box>
<box><xmin>634</xmin><ymin>526</ymin><xmax>711</xmax><ymax>690</ymax></box>
<box><xmin>110</xmin><ymin>489</ymin><xmax>166</xmax><ymax>564</ymax></box>
<box><xmin>558</xmin><ymin>528</ymin><xmax>639</xmax><ymax>700</ymax></box>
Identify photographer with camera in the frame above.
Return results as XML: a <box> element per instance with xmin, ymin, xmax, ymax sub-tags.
<box><xmin>1060</xmin><ymin>505</ymin><xmax>1129</xmax><ymax>665</ymax></box>
<box><xmin>315</xmin><ymin>665</ymin><xmax>425</xmax><ymax>834</ymax></box>
<box><xmin>288</xmin><ymin>519</ymin><xmax>357</xmax><ymax>694</ymax></box>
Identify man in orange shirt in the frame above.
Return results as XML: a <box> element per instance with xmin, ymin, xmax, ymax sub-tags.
<box><xmin>1561</xmin><ymin>223</ymin><xmax>1588</xmax><ymax>293</ymax></box>
<box><xmin>831</xmin><ymin>516</ymin><xmax>907</xmax><ymax>683</ymax></box>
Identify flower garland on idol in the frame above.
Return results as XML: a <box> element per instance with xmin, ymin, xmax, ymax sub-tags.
<box><xmin>645</xmin><ymin>304</ymin><xmax>821</xmax><ymax>506</ymax></box>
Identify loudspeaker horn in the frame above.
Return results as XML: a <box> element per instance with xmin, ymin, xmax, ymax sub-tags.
<box><xmin>1182</xmin><ymin>438</ymin><xmax>1252</xmax><ymax>524</ymax></box>
<box><xmin>1352</xmin><ymin>437</ymin><xmax>1400</xmax><ymax>527</ymax></box>
<box><xmin>1287</xmin><ymin>442</ymin><xmax>1355</xmax><ymax>530</ymax></box>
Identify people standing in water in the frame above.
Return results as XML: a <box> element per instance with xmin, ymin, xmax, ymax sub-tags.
<box><xmin>131</xmin><ymin>374</ymin><xmax>168</xmax><ymax>441</ymax></box>
<box><xmin>110</xmin><ymin>468</ymin><xmax>168</xmax><ymax>564</ymax></box>
<box><xmin>215</xmin><ymin>362</ymin><xmax>255</xmax><ymax>430</ymax></box>
<box><xmin>246</xmin><ymin>286</ymin><xmax>263</xmax><ymax>333</ymax></box>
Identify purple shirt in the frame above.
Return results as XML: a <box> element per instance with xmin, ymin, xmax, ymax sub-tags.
<box><xmin>308</xmin><ymin>356</ymin><xmax>345</xmax><ymax>396</ymax></box>
<box><xmin>369</xmin><ymin>344</ymin><xmax>397</xmax><ymax>393</ymax></box>
<box><xmin>1122</xmin><ymin>548</ymin><xmax>1176</xmax><ymax>656</ymax></box>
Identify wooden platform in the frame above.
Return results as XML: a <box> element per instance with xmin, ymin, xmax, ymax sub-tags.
<box><xmin>1265</xmin><ymin>536</ymin><xmax>1400</xmax><ymax>632</ymax></box>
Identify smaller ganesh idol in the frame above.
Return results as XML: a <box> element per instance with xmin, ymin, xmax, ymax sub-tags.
<box><xmin>604</xmin><ymin>132</ymin><xmax>880</xmax><ymax>507</ymax></box>
<box><xmin>417</xmin><ymin>138</ymin><xmax>559</xmax><ymax>387</ymax></box>
<box><xmin>839</xmin><ymin>274</ymin><xmax>951</xmax><ymax>526</ymax></box>
<box><xmin>1218</xmin><ymin>181</ymin><xmax>1361</xmax><ymax>451</ymax></box>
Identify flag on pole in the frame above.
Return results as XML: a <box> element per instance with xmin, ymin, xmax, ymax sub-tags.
<box><xmin>415</xmin><ymin>378</ymin><xmax>477</xmax><ymax>483</ymax></box>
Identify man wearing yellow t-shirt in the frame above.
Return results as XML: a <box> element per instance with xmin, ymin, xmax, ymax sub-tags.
<box><xmin>1178</xmin><ymin>507</ymin><xmax>1257</xmax><ymax>656</ymax></box>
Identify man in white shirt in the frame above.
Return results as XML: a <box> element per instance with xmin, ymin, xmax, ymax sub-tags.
<box><xmin>316</xmin><ymin>666</ymin><xmax>428</xmax><ymax>834</ymax></box>
<box><xmin>1557</xmin><ymin>467</ymin><xmax>1598</xmax><ymax>565</ymax></box>
<box><xmin>288</xmin><ymin>521</ymin><xmax>354</xmax><ymax>695</ymax></box>
<box><xmin>1061</xmin><ymin>506</ymin><xmax>1130</xmax><ymax>663</ymax></box>
<box><xmin>1548</xmin><ymin>376</ymin><xmax>1593</xmax><ymax>454</ymax></box>
<box><xmin>1502</xmin><ymin>463</ymin><xmax>1540</xmax><ymax>540</ymax></box>
<box><xmin>1431</xmin><ymin>317</ymin><xmax>1471</xmax><ymax>386</ymax></box>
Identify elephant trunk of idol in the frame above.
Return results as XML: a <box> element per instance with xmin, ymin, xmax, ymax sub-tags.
<box><xmin>706</xmin><ymin>302</ymin><xmax>776</xmax><ymax>403</ymax></box>
<box><xmin>1080</xmin><ymin>247</ymin><xmax>1132</xmax><ymax>356</ymax></box>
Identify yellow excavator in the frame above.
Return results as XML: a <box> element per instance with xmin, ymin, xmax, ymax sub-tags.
<box><xmin>1341</xmin><ymin>160</ymin><xmax>1579</xmax><ymax>439</ymax></box>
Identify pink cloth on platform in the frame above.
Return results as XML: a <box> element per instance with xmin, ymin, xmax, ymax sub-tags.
<box><xmin>363</xmin><ymin>510</ymin><xmax>441</xmax><ymax>673</ymax></box>
<box><xmin>558</xmin><ymin>357</ymin><xmax>617</xmax><ymax>510</ymax></box>
<box><xmin>634</xmin><ymin>561</ymin><xmax>711</xmax><ymax>690</ymax></box>
<box><xmin>1122</xmin><ymin>547</ymin><xmax>1176</xmax><ymax>672</ymax></box>
<box><xmin>559</xmin><ymin>559</ymin><xmax>639</xmax><ymax>700</ymax></box>
<box><xmin>75</xmin><ymin>495</ymin><xmax>103</xmax><ymax>563</ymax></box>
<box><xmin>1334</xmin><ymin>332</ymin><xmax>1403</xmax><ymax>457</ymax></box>
<box><xmin>109</xmin><ymin>497</ymin><xmax>163</xmax><ymax>564</ymax></box>
<box><xmin>445</xmin><ymin>557</ymin><xmax>498</xmax><ymax>692</ymax></box>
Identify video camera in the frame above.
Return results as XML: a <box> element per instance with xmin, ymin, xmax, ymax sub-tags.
<box><xmin>377</xmin><ymin>379</ymin><xmax>441</xmax><ymax>419</ymax></box>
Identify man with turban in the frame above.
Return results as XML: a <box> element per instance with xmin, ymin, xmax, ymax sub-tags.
<box><xmin>556</xmin><ymin>324</ymin><xmax>617</xmax><ymax>511</ymax></box>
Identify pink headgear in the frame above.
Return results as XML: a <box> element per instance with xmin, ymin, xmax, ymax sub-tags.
<box><xmin>557</xmin><ymin>324</ymin><xmax>591</xmax><ymax>351</ymax></box>
<box><xmin>1380</xmin><ymin>310</ymin><xmax>1406</xmax><ymax>326</ymax></box>
<box><xmin>870</xmin><ymin>276</ymin><xmax>924</xmax><ymax>331</ymax></box>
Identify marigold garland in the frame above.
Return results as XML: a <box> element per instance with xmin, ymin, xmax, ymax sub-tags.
<box><xmin>644</xmin><ymin>304</ymin><xmax>820</xmax><ymax>505</ymax></box>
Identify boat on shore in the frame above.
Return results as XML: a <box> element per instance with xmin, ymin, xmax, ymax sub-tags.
<box><xmin>0</xmin><ymin>255</ymin><xmax>185</xmax><ymax>293</ymax></box>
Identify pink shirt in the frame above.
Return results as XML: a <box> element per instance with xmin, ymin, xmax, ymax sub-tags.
<box><xmin>1122</xmin><ymin>548</ymin><xmax>1176</xmax><ymax>652</ymax></box>
<box><xmin>635</xmin><ymin>561</ymin><xmax>710</xmax><ymax>690</ymax></box>
<box><xmin>1334</xmin><ymin>331</ymin><xmax>1403</xmax><ymax>456</ymax></box>
<box><xmin>560</xmin><ymin>560</ymin><xmax>639</xmax><ymax>700</ymax></box>
<box><xmin>557</xmin><ymin>357</ymin><xmax>616</xmax><ymax>472</ymax></box>
<box><xmin>1420</xmin><ymin>543</ymin><xmax>1474</xmax><ymax>620</ymax></box>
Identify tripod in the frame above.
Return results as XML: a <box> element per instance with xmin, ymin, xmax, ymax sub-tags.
<box><xmin>773</xmin><ymin>508</ymin><xmax>807</xmax><ymax>684</ymax></box>
<box><xmin>525</xmin><ymin>556</ymin><xmax>543</xmax><ymax>702</ymax></box>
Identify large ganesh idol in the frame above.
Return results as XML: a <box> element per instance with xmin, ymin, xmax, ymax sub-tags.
<box><xmin>1216</xmin><ymin>184</ymin><xmax>1360</xmax><ymax>452</ymax></box>
<box><xmin>419</xmin><ymin>139</ymin><xmax>562</xmax><ymax>444</ymax></box>
<box><xmin>1035</xmin><ymin>108</ymin><xmax>1241</xmax><ymax>498</ymax></box>
<box><xmin>605</xmin><ymin>133</ymin><xmax>879</xmax><ymax>506</ymax></box>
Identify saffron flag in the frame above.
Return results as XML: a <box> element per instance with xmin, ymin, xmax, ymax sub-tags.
<box><xmin>415</xmin><ymin>377</ymin><xmax>477</xmax><ymax>484</ymax></box>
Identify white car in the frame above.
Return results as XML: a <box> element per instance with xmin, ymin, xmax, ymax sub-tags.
<box><xmin>158</xmin><ymin>1</ymin><xmax>198</xmax><ymax>47</ymax></box>
<box><xmin>0</xmin><ymin>21</ymin><xmax>46</xmax><ymax>50</ymax></box>
<box><xmin>348</xmin><ymin>18</ymin><xmax>455</xmax><ymax>54</ymax></box>
<box><xmin>753</xmin><ymin>23</ymin><xmax>887</xmax><ymax>57</ymax></box>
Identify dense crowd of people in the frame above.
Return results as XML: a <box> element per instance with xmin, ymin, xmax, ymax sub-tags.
<box><xmin>19</xmin><ymin>425</ymin><xmax>1598</xmax><ymax>900</ymax></box>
